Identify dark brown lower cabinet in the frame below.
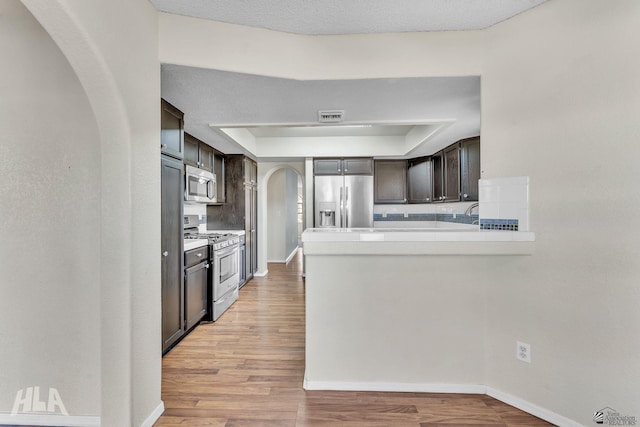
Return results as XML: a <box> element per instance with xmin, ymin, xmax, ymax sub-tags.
<box><xmin>184</xmin><ymin>256</ymin><xmax>208</xmax><ymax>331</ymax></box>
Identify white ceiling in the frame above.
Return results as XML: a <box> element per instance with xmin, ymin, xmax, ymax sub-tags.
<box><xmin>149</xmin><ymin>0</ymin><xmax>548</xmax><ymax>35</ymax></box>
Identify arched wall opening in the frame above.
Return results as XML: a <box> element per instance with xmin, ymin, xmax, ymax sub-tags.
<box><xmin>257</xmin><ymin>163</ymin><xmax>305</xmax><ymax>275</ymax></box>
<box><xmin>15</xmin><ymin>0</ymin><xmax>162</xmax><ymax>426</ymax></box>
<box><xmin>0</xmin><ymin>1</ymin><xmax>103</xmax><ymax>423</ymax></box>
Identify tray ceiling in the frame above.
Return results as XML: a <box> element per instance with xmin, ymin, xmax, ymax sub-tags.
<box><xmin>150</xmin><ymin>0</ymin><xmax>548</xmax><ymax>35</ymax></box>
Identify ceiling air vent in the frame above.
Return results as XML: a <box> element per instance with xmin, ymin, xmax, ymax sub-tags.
<box><xmin>318</xmin><ymin>110</ymin><xmax>344</xmax><ymax>123</ymax></box>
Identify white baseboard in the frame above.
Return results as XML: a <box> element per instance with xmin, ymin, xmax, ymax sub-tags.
<box><xmin>302</xmin><ymin>377</ymin><xmax>581</xmax><ymax>426</ymax></box>
<box><xmin>486</xmin><ymin>387</ymin><xmax>582</xmax><ymax>427</ymax></box>
<box><xmin>285</xmin><ymin>246</ymin><xmax>299</xmax><ymax>264</ymax></box>
<box><xmin>140</xmin><ymin>400</ymin><xmax>165</xmax><ymax>427</ymax></box>
<box><xmin>254</xmin><ymin>269</ymin><xmax>268</xmax><ymax>277</ymax></box>
<box><xmin>0</xmin><ymin>413</ymin><xmax>100</xmax><ymax>426</ymax></box>
<box><xmin>303</xmin><ymin>379</ymin><xmax>486</xmax><ymax>394</ymax></box>
<box><xmin>266</xmin><ymin>247</ymin><xmax>300</xmax><ymax>265</ymax></box>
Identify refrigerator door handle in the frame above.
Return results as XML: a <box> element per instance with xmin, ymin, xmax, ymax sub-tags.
<box><xmin>339</xmin><ymin>186</ymin><xmax>344</xmax><ymax>228</ymax></box>
<box><xmin>345</xmin><ymin>186</ymin><xmax>349</xmax><ymax>228</ymax></box>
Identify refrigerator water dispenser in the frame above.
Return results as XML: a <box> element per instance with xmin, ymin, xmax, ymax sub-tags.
<box><xmin>317</xmin><ymin>201</ymin><xmax>337</xmax><ymax>227</ymax></box>
<box><xmin>320</xmin><ymin>210</ymin><xmax>335</xmax><ymax>227</ymax></box>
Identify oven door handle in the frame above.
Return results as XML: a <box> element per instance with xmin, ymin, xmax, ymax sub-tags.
<box><xmin>215</xmin><ymin>245</ymin><xmax>238</xmax><ymax>258</ymax></box>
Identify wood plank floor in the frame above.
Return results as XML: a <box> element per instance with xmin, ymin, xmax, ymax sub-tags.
<box><xmin>156</xmin><ymin>250</ymin><xmax>552</xmax><ymax>427</ymax></box>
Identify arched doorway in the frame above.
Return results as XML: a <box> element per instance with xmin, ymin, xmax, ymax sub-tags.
<box><xmin>257</xmin><ymin>163</ymin><xmax>305</xmax><ymax>275</ymax></box>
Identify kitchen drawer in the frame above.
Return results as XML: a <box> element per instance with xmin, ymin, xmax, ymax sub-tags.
<box><xmin>184</xmin><ymin>246</ymin><xmax>209</xmax><ymax>268</ymax></box>
<box><xmin>212</xmin><ymin>286</ymin><xmax>239</xmax><ymax>321</ymax></box>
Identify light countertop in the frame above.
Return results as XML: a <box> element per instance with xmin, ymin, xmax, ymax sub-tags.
<box><xmin>184</xmin><ymin>239</ymin><xmax>208</xmax><ymax>251</ymax></box>
<box><xmin>203</xmin><ymin>229</ymin><xmax>245</xmax><ymax>236</ymax></box>
<box><xmin>301</xmin><ymin>227</ymin><xmax>535</xmax><ymax>256</ymax></box>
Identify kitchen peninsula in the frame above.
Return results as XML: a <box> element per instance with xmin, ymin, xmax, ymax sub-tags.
<box><xmin>302</xmin><ymin>227</ymin><xmax>535</xmax><ymax>392</ymax></box>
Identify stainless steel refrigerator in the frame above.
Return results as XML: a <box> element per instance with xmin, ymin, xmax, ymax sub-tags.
<box><xmin>314</xmin><ymin>175</ymin><xmax>374</xmax><ymax>228</ymax></box>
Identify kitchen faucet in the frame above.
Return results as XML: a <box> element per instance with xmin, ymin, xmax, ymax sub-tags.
<box><xmin>464</xmin><ymin>202</ymin><xmax>479</xmax><ymax>217</ymax></box>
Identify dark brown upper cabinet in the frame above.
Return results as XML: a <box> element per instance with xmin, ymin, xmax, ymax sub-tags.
<box><xmin>213</xmin><ymin>149</ymin><xmax>225</xmax><ymax>203</ymax></box>
<box><xmin>161</xmin><ymin>99</ymin><xmax>184</xmax><ymax>160</ymax></box>
<box><xmin>443</xmin><ymin>144</ymin><xmax>461</xmax><ymax>202</ymax></box>
<box><xmin>184</xmin><ymin>133</ymin><xmax>214</xmax><ymax>174</ymax></box>
<box><xmin>433</xmin><ymin>144</ymin><xmax>461</xmax><ymax>202</ymax></box>
<box><xmin>244</xmin><ymin>157</ymin><xmax>257</xmax><ymax>185</ymax></box>
<box><xmin>314</xmin><ymin>158</ymin><xmax>373</xmax><ymax>175</ymax></box>
<box><xmin>432</xmin><ymin>152</ymin><xmax>443</xmax><ymax>202</ymax></box>
<box><xmin>374</xmin><ymin>160</ymin><xmax>407</xmax><ymax>204</ymax></box>
<box><xmin>460</xmin><ymin>136</ymin><xmax>481</xmax><ymax>202</ymax></box>
<box><xmin>313</xmin><ymin>159</ymin><xmax>341</xmax><ymax>175</ymax></box>
<box><xmin>342</xmin><ymin>158</ymin><xmax>374</xmax><ymax>175</ymax></box>
<box><xmin>369</xmin><ymin>137</ymin><xmax>479</xmax><ymax>205</ymax></box>
<box><xmin>407</xmin><ymin>157</ymin><xmax>433</xmax><ymax>203</ymax></box>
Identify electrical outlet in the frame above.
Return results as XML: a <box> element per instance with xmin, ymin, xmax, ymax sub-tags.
<box><xmin>516</xmin><ymin>341</ymin><xmax>531</xmax><ymax>363</ymax></box>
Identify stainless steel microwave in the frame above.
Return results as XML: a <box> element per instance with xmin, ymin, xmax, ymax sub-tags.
<box><xmin>185</xmin><ymin>165</ymin><xmax>217</xmax><ymax>203</ymax></box>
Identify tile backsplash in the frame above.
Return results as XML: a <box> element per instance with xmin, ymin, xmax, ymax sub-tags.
<box><xmin>184</xmin><ymin>204</ymin><xmax>207</xmax><ymax>224</ymax></box>
<box><xmin>479</xmin><ymin>176</ymin><xmax>529</xmax><ymax>231</ymax></box>
<box><xmin>373</xmin><ymin>201</ymin><xmax>479</xmax><ymax>226</ymax></box>
<box><xmin>372</xmin><ymin>176</ymin><xmax>530</xmax><ymax>231</ymax></box>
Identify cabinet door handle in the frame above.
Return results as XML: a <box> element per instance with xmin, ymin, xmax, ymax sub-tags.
<box><xmin>162</xmin><ymin>251</ymin><xmax>169</xmax><ymax>257</ymax></box>
<box><xmin>463</xmin><ymin>193</ymin><xmax>468</xmax><ymax>198</ymax></box>
<box><xmin>196</xmin><ymin>253</ymin><xmax>202</xmax><ymax>257</ymax></box>
<box><xmin>161</xmin><ymin>144</ymin><xmax>167</xmax><ymax>150</ymax></box>
<box><xmin>205</xmin><ymin>263</ymin><xmax>210</xmax><ymax>269</ymax></box>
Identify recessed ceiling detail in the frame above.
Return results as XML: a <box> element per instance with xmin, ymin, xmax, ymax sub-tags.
<box><xmin>150</xmin><ymin>0</ymin><xmax>548</xmax><ymax>35</ymax></box>
<box><xmin>213</xmin><ymin>121</ymin><xmax>454</xmax><ymax>159</ymax></box>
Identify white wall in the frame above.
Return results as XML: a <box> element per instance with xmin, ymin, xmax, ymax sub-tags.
<box><xmin>18</xmin><ymin>0</ymin><xmax>162</xmax><ymax>426</ymax></box>
<box><xmin>159</xmin><ymin>13</ymin><xmax>483</xmax><ymax>80</ymax></box>
<box><xmin>267</xmin><ymin>169</ymin><xmax>287</xmax><ymax>261</ymax></box>
<box><xmin>0</xmin><ymin>1</ymin><xmax>101</xmax><ymax>419</ymax></box>
<box><xmin>284</xmin><ymin>169</ymin><xmax>299</xmax><ymax>257</ymax></box>
<box><xmin>482</xmin><ymin>0</ymin><xmax>640</xmax><ymax>423</ymax></box>
<box><xmin>266</xmin><ymin>168</ymin><xmax>300</xmax><ymax>262</ymax></box>
<box><xmin>305</xmin><ymin>255</ymin><xmax>486</xmax><ymax>387</ymax></box>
